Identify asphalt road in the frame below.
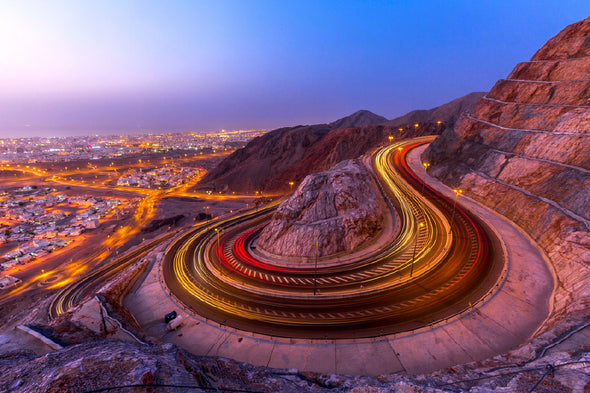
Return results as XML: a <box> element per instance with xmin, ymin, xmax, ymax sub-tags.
<box><xmin>48</xmin><ymin>231</ymin><xmax>177</xmax><ymax>319</ymax></box>
<box><xmin>163</xmin><ymin>137</ymin><xmax>504</xmax><ymax>338</ymax></box>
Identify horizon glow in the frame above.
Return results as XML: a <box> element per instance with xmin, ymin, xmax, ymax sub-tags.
<box><xmin>0</xmin><ymin>1</ymin><xmax>588</xmax><ymax>137</ymax></box>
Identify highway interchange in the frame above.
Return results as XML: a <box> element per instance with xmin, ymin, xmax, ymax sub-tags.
<box><xmin>163</xmin><ymin>137</ymin><xmax>504</xmax><ymax>338</ymax></box>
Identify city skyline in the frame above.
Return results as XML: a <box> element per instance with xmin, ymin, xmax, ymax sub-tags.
<box><xmin>1</xmin><ymin>1</ymin><xmax>588</xmax><ymax>137</ymax></box>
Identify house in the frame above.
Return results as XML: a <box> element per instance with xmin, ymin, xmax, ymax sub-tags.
<box><xmin>33</xmin><ymin>239</ymin><xmax>50</xmax><ymax>248</ymax></box>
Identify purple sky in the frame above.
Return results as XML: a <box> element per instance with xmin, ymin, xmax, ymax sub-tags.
<box><xmin>1</xmin><ymin>1</ymin><xmax>588</xmax><ymax>137</ymax></box>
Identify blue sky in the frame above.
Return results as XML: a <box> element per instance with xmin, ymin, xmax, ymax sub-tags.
<box><xmin>0</xmin><ymin>1</ymin><xmax>588</xmax><ymax>137</ymax></box>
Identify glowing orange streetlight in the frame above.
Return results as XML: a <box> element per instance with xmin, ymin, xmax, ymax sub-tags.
<box><xmin>414</xmin><ymin>123</ymin><xmax>419</xmax><ymax>128</ymax></box>
<box><xmin>289</xmin><ymin>181</ymin><xmax>295</xmax><ymax>192</ymax></box>
<box><xmin>388</xmin><ymin>135</ymin><xmax>394</xmax><ymax>143</ymax></box>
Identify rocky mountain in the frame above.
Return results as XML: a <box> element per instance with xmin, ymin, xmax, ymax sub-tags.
<box><xmin>257</xmin><ymin>159</ymin><xmax>385</xmax><ymax>258</ymax></box>
<box><xmin>198</xmin><ymin>110</ymin><xmax>386</xmax><ymax>193</ymax></box>
<box><xmin>199</xmin><ymin>93</ymin><xmax>481</xmax><ymax>193</ymax></box>
<box><xmin>328</xmin><ymin>109</ymin><xmax>387</xmax><ymax>129</ymax></box>
<box><xmin>382</xmin><ymin>91</ymin><xmax>485</xmax><ymax>127</ymax></box>
<box><xmin>422</xmin><ymin>17</ymin><xmax>590</xmax><ymax>345</ymax></box>
<box><xmin>198</xmin><ymin>123</ymin><xmax>333</xmax><ymax>193</ymax></box>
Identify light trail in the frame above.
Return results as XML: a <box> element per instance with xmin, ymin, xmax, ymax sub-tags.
<box><xmin>163</xmin><ymin>137</ymin><xmax>501</xmax><ymax>338</ymax></box>
<box><xmin>48</xmin><ymin>232</ymin><xmax>176</xmax><ymax>318</ymax></box>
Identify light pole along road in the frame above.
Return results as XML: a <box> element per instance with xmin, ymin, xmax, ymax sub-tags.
<box><xmin>163</xmin><ymin>136</ymin><xmax>504</xmax><ymax>339</ymax></box>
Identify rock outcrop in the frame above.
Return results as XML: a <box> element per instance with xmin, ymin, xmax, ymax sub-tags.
<box><xmin>423</xmin><ymin>17</ymin><xmax>590</xmax><ymax>344</ymax></box>
<box><xmin>256</xmin><ymin>159</ymin><xmax>386</xmax><ymax>258</ymax></box>
<box><xmin>2</xmin><ymin>337</ymin><xmax>586</xmax><ymax>393</ymax></box>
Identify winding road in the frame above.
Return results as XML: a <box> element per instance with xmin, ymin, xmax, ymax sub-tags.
<box><xmin>48</xmin><ymin>232</ymin><xmax>177</xmax><ymax>319</ymax></box>
<box><xmin>163</xmin><ymin>137</ymin><xmax>504</xmax><ymax>338</ymax></box>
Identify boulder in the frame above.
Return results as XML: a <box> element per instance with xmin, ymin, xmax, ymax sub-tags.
<box><xmin>257</xmin><ymin>159</ymin><xmax>386</xmax><ymax>258</ymax></box>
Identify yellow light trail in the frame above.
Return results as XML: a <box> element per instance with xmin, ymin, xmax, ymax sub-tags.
<box><xmin>164</xmin><ymin>138</ymin><xmax>466</xmax><ymax>327</ymax></box>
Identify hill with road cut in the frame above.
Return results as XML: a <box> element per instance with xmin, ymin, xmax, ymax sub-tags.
<box><xmin>423</xmin><ymin>16</ymin><xmax>590</xmax><ymax>351</ymax></box>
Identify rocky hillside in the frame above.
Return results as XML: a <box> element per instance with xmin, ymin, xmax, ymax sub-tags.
<box><xmin>328</xmin><ymin>109</ymin><xmax>387</xmax><ymax>129</ymax></box>
<box><xmin>423</xmin><ymin>17</ymin><xmax>590</xmax><ymax>342</ymax></box>
<box><xmin>199</xmin><ymin>93</ymin><xmax>481</xmax><ymax>193</ymax></box>
<box><xmin>382</xmin><ymin>91</ymin><xmax>485</xmax><ymax>127</ymax></box>
<box><xmin>199</xmin><ymin>123</ymin><xmax>333</xmax><ymax>193</ymax></box>
<box><xmin>198</xmin><ymin>110</ymin><xmax>385</xmax><ymax>193</ymax></box>
<box><xmin>257</xmin><ymin>159</ymin><xmax>386</xmax><ymax>258</ymax></box>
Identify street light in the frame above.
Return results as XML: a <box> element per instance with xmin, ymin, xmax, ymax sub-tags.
<box><xmin>420</xmin><ymin>162</ymin><xmax>430</xmax><ymax>196</ymax></box>
<box><xmin>289</xmin><ymin>181</ymin><xmax>294</xmax><ymax>192</ymax></box>
<box><xmin>388</xmin><ymin>135</ymin><xmax>394</xmax><ymax>143</ymax></box>
<box><xmin>215</xmin><ymin>227</ymin><xmax>223</xmax><ymax>276</ymax></box>
<box><xmin>314</xmin><ymin>238</ymin><xmax>319</xmax><ymax>296</ymax></box>
<box><xmin>449</xmin><ymin>189</ymin><xmax>463</xmax><ymax>234</ymax></box>
<box><xmin>410</xmin><ymin>222</ymin><xmax>424</xmax><ymax>277</ymax></box>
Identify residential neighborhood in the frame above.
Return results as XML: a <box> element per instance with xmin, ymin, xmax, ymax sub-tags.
<box><xmin>0</xmin><ymin>186</ymin><xmax>130</xmax><ymax>270</ymax></box>
<box><xmin>116</xmin><ymin>166</ymin><xmax>204</xmax><ymax>189</ymax></box>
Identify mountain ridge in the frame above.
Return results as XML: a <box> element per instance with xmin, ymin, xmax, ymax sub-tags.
<box><xmin>329</xmin><ymin>110</ymin><xmax>388</xmax><ymax>129</ymax></box>
<box><xmin>198</xmin><ymin>92</ymin><xmax>482</xmax><ymax>193</ymax></box>
<box><xmin>383</xmin><ymin>92</ymin><xmax>485</xmax><ymax>127</ymax></box>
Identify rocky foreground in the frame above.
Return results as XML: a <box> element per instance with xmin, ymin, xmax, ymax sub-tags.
<box><xmin>2</xmin><ymin>336</ymin><xmax>588</xmax><ymax>392</ymax></box>
<box><xmin>257</xmin><ymin>159</ymin><xmax>386</xmax><ymax>258</ymax></box>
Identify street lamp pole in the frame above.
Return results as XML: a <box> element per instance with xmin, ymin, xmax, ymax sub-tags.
<box><xmin>448</xmin><ymin>189</ymin><xmax>463</xmax><ymax>234</ymax></box>
<box><xmin>410</xmin><ymin>222</ymin><xmax>424</xmax><ymax>277</ymax></box>
<box><xmin>215</xmin><ymin>227</ymin><xmax>223</xmax><ymax>276</ymax></box>
<box><xmin>314</xmin><ymin>239</ymin><xmax>318</xmax><ymax>296</ymax></box>
<box><xmin>420</xmin><ymin>162</ymin><xmax>430</xmax><ymax>196</ymax></box>
<box><xmin>289</xmin><ymin>181</ymin><xmax>294</xmax><ymax>192</ymax></box>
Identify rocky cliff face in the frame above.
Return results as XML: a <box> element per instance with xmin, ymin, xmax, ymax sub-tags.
<box><xmin>257</xmin><ymin>159</ymin><xmax>386</xmax><ymax>258</ymax></box>
<box><xmin>423</xmin><ymin>17</ymin><xmax>590</xmax><ymax>339</ymax></box>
